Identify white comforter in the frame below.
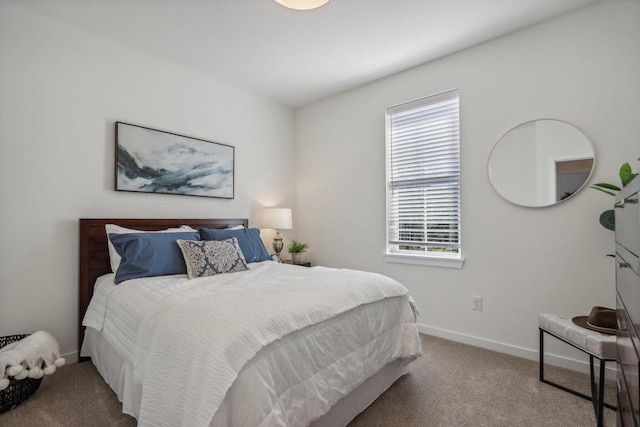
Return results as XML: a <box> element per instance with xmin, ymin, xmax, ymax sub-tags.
<box><xmin>83</xmin><ymin>261</ymin><xmax>421</xmax><ymax>427</ymax></box>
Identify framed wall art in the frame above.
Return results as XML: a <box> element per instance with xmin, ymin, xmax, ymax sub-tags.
<box><xmin>115</xmin><ymin>122</ymin><xmax>234</xmax><ymax>199</ymax></box>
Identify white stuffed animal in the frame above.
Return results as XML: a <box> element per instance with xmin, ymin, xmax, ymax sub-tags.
<box><xmin>0</xmin><ymin>331</ymin><xmax>65</xmax><ymax>391</ymax></box>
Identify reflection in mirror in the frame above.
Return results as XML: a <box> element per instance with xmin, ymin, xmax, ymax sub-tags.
<box><xmin>488</xmin><ymin>120</ymin><xmax>594</xmax><ymax>208</ymax></box>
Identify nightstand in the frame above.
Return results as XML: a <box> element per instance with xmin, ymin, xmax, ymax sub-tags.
<box><xmin>283</xmin><ymin>260</ymin><xmax>311</xmax><ymax>267</ymax></box>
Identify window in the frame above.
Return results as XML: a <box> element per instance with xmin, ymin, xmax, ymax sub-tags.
<box><xmin>385</xmin><ymin>89</ymin><xmax>462</xmax><ymax>268</ymax></box>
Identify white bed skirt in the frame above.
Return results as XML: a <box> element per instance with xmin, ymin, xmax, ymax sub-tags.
<box><xmin>82</xmin><ymin>327</ymin><xmax>410</xmax><ymax>427</ymax></box>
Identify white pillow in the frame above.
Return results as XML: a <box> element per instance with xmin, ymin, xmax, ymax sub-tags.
<box><xmin>225</xmin><ymin>225</ymin><xmax>245</xmax><ymax>230</ymax></box>
<box><xmin>105</xmin><ymin>224</ymin><xmax>196</xmax><ymax>273</ymax></box>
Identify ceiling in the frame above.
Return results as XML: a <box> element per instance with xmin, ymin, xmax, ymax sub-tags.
<box><xmin>13</xmin><ymin>0</ymin><xmax>601</xmax><ymax>108</ymax></box>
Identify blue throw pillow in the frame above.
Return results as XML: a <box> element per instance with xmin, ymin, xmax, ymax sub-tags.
<box><xmin>109</xmin><ymin>231</ymin><xmax>200</xmax><ymax>284</ymax></box>
<box><xmin>198</xmin><ymin>227</ymin><xmax>271</xmax><ymax>263</ymax></box>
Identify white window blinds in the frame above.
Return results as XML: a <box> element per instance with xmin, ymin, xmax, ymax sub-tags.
<box><xmin>385</xmin><ymin>89</ymin><xmax>461</xmax><ymax>259</ymax></box>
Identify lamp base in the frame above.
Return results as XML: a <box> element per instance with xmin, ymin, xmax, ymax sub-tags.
<box><xmin>272</xmin><ymin>231</ymin><xmax>284</xmax><ymax>262</ymax></box>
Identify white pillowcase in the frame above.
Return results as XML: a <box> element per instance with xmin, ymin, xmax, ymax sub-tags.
<box><xmin>105</xmin><ymin>224</ymin><xmax>196</xmax><ymax>273</ymax></box>
<box><xmin>225</xmin><ymin>225</ymin><xmax>245</xmax><ymax>230</ymax></box>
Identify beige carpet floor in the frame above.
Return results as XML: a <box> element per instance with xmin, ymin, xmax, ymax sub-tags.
<box><xmin>0</xmin><ymin>334</ymin><xmax>615</xmax><ymax>426</ymax></box>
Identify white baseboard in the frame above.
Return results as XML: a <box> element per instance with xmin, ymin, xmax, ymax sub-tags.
<box><xmin>62</xmin><ymin>350</ymin><xmax>79</xmax><ymax>364</ymax></box>
<box><xmin>417</xmin><ymin>323</ymin><xmax>616</xmax><ymax>380</ymax></box>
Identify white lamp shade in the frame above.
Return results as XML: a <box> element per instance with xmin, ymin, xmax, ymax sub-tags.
<box><xmin>274</xmin><ymin>0</ymin><xmax>331</xmax><ymax>11</ymax></box>
<box><xmin>261</xmin><ymin>208</ymin><xmax>293</xmax><ymax>230</ymax></box>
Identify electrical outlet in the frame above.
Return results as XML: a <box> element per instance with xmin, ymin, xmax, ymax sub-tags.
<box><xmin>472</xmin><ymin>295</ymin><xmax>482</xmax><ymax>311</ymax></box>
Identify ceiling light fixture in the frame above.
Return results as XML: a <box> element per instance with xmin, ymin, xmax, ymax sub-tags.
<box><xmin>274</xmin><ymin>0</ymin><xmax>331</xmax><ymax>11</ymax></box>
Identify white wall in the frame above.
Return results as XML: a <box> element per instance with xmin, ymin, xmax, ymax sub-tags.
<box><xmin>295</xmin><ymin>1</ymin><xmax>640</xmax><ymax>367</ymax></box>
<box><xmin>0</xmin><ymin>2</ymin><xmax>295</xmax><ymax>359</ymax></box>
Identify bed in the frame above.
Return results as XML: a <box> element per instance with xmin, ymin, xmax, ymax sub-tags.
<box><xmin>78</xmin><ymin>218</ymin><xmax>421</xmax><ymax>427</ymax></box>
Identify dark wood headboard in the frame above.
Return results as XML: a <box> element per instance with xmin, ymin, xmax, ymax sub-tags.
<box><xmin>78</xmin><ymin>218</ymin><xmax>248</xmax><ymax>360</ymax></box>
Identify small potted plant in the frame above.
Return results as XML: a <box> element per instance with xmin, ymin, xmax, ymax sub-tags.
<box><xmin>287</xmin><ymin>240</ymin><xmax>309</xmax><ymax>264</ymax></box>
<box><xmin>591</xmin><ymin>157</ymin><xmax>639</xmax><ymax>230</ymax></box>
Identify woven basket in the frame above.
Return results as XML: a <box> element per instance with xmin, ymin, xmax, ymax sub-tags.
<box><xmin>0</xmin><ymin>334</ymin><xmax>43</xmax><ymax>413</ymax></box>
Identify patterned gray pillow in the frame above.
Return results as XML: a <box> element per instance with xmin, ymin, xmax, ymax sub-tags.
<box><xmin>177</xmin><ymin>238</ymin><xmax>249</xmax><ymax>279</ymax></box>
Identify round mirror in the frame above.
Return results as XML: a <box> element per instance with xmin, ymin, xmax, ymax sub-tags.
<box><xmin>488</xmin><ymin>119</ymin><xmax>595</xmax><ymax>208</ymax></box>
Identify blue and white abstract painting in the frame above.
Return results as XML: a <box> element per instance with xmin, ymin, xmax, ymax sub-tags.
<box><xmin>116</xmin><ymin>122</ymin><xmax>234</xmax><ymax>199</ymax></box>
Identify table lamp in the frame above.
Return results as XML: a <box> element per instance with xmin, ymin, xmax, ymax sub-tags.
<box><xmin>261</xmin><ymin>208</ymin><xmax>293</xmax><ymax>262</ymax></box>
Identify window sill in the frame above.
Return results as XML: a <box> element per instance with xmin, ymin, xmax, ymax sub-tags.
<box><xmin>384</xmin><ymin>252</ymin><xmax>464</xmax><ymax>269</ymax></box>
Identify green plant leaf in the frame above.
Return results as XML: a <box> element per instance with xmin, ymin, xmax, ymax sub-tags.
<box><xmin>591</xmin><ymin>182</ymin><xmax>621</xmax><ymax>191</ymax></box>
<box><xmin>590</xmin><ymin>184</ymin><xmax>618</xmax><ymax>196</ymax></box>
<box><xmin>287</xmin><ymin>239</ymin><xmax>309</xmax><ymax>253</ymax></box>
<box><xmin>620</xmin><ymin>162</ymin><xmax>633</xmax><ymax>186</ymax></box>
<box><xmin>599</xmin><ymin>209</ymin><xmax>615</xmax><ymax>231</ymax></box>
